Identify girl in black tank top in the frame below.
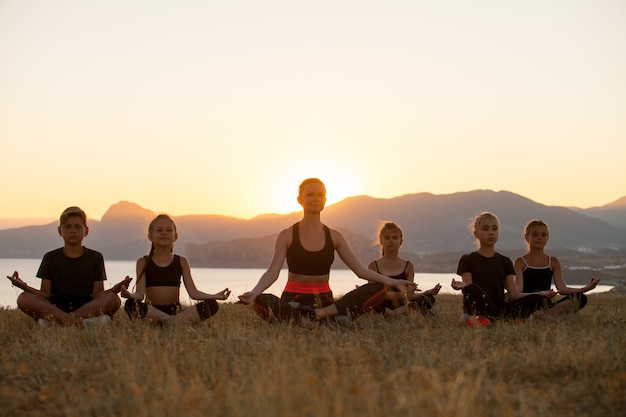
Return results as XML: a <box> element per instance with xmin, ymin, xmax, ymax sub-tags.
<box><xmin>122</xmin><ymin>214</ymin><xmax>231</xmax><ymax>324</ymax></box>
<box><xmin>367</xmin><ymin>222</ymin><xmax>441</xmax><ymax>317</ymax></box>
<box><xmin>514</xmin><ymin>219</ymin><xmax>600</xmax><ymax>315</ymax></box>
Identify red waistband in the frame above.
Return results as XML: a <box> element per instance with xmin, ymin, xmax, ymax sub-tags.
<box><xmin>283</xmin><ymin>281</ymin><xmax>332</xmax><ymax>294</ymax></box>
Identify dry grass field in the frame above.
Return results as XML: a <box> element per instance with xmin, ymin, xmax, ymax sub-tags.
<box><xmin>1</xmin><ymin>293</ymin><xmax>624</xmax><ymax>417</ymax></box>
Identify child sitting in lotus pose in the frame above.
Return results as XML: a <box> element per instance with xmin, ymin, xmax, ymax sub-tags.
<box><xmin>122</xmin><ymin>214</ymin><xmax>230</xmax><ymax>324</ymax></box>
<box><xmin>514</xmin><ymin>219</ymin><xmax>599</xmax><ymax>316</ymax></box>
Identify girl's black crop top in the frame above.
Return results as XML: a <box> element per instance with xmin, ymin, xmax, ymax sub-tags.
<box><xmin>144</xmin><ymin>255</ymin><xmax>183</xmax><ymax>287</ymax></box>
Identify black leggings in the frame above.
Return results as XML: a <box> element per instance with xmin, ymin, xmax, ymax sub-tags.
<box><xmin>253</xmin><ymin>283</ymin><xmax>386</xmax><ymax>323</ymax></box>
<box><xmin>461</xmin><ymin>283</ymin><xmax>550</xmax><ymax>320</ymax></box>
<box><xmin>372</xmin><ymin>294</ymin><xmax>436</xmax><ymax>316</ymax></box>
<box><xmin>124</xmin><ymin>299</ymin><xmax>219</xmax><ymax>321</ymax></box>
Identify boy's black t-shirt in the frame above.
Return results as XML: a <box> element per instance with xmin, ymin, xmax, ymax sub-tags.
<box><xmin>36</xmin><ymin>247</ymin><xmax>107</xmax><ymax>297</ymax></box>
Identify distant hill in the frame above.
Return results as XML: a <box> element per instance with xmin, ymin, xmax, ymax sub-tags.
<box><xmin>570</xmin><ymin>196</ymin><xmax>626</xmax><ymax>230</ymax></box>
<box><xmin>321</xmin><ymin>191</ymin><xmax>626</xmax><ymax>253</ymax></box>
<box><xmin>0</xmin><ymin>218</ymin><xmax>55</xmax><ymax>230</ymax></box>
<box><xmin>1</xmin><ymin>193</ymin><xmax>625</xmax><ymax>271</ymax></box>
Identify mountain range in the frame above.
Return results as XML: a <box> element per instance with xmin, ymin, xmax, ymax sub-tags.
<box><xmin>1</xmin><ymin>190</ymin><xmax>625</xmax><ymax>274</ymax></box>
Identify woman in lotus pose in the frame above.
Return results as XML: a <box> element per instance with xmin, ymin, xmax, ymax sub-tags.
<box><xmin>451</xmin><ymin>212</ymin><xmax>554</xmax><ymax>325</ymax></box>
<box><xmin>368</xmin><ymin>221</ymin><xmax>441</xmax><ymax>317</ymax></box>
<box><xmin>122</xmin><ymin>214</ymin><xmax>230</xmax><ymax>324</ymax></box>
<box><xmin>238</xmin><ymin>178</ymin><xmax>416</xmax><ymax>325</ymax></box>
<box><xmin>514</xmin><ymin>219</ymin><xmax>599</xmax><ymax>315</ymax></box>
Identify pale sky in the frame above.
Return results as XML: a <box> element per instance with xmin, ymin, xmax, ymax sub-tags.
<box><xmin>1</xmin><ymin>0</ymin><xmax>625</xmax><ymax>224</ymax></box>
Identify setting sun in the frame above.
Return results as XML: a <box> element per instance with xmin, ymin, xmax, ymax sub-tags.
<box><xmin>322</xmin><ymin>170</ymin><xmax>365</xmax><ymax>208</ymax></box>
<box><xmin>262</xmin><ymin>157</ymin><xmax>368</xmax><ymax>216</ymax></box>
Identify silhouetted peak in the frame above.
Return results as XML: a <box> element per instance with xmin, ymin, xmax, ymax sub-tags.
<box><xmin>101</xmin><ymin>201</ymin><xmax>154</xmax><ymax>221</ymax></box>
<box><xmin>604</xmin><ymin>196</ymin><xmax>626</xmax><ymax>208</ymax></box>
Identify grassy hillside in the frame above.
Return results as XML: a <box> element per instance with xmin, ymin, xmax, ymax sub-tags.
<box><xmin>1</xmin><ymin>294</ymin><xmax>624</xmax><ymax>417</ymax></box>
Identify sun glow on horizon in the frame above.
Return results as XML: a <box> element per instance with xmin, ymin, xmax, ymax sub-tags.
<box><xmin>253</xmin><ymin>156</ymin><xmax>371</xmax><ymax>217</ymax></box>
